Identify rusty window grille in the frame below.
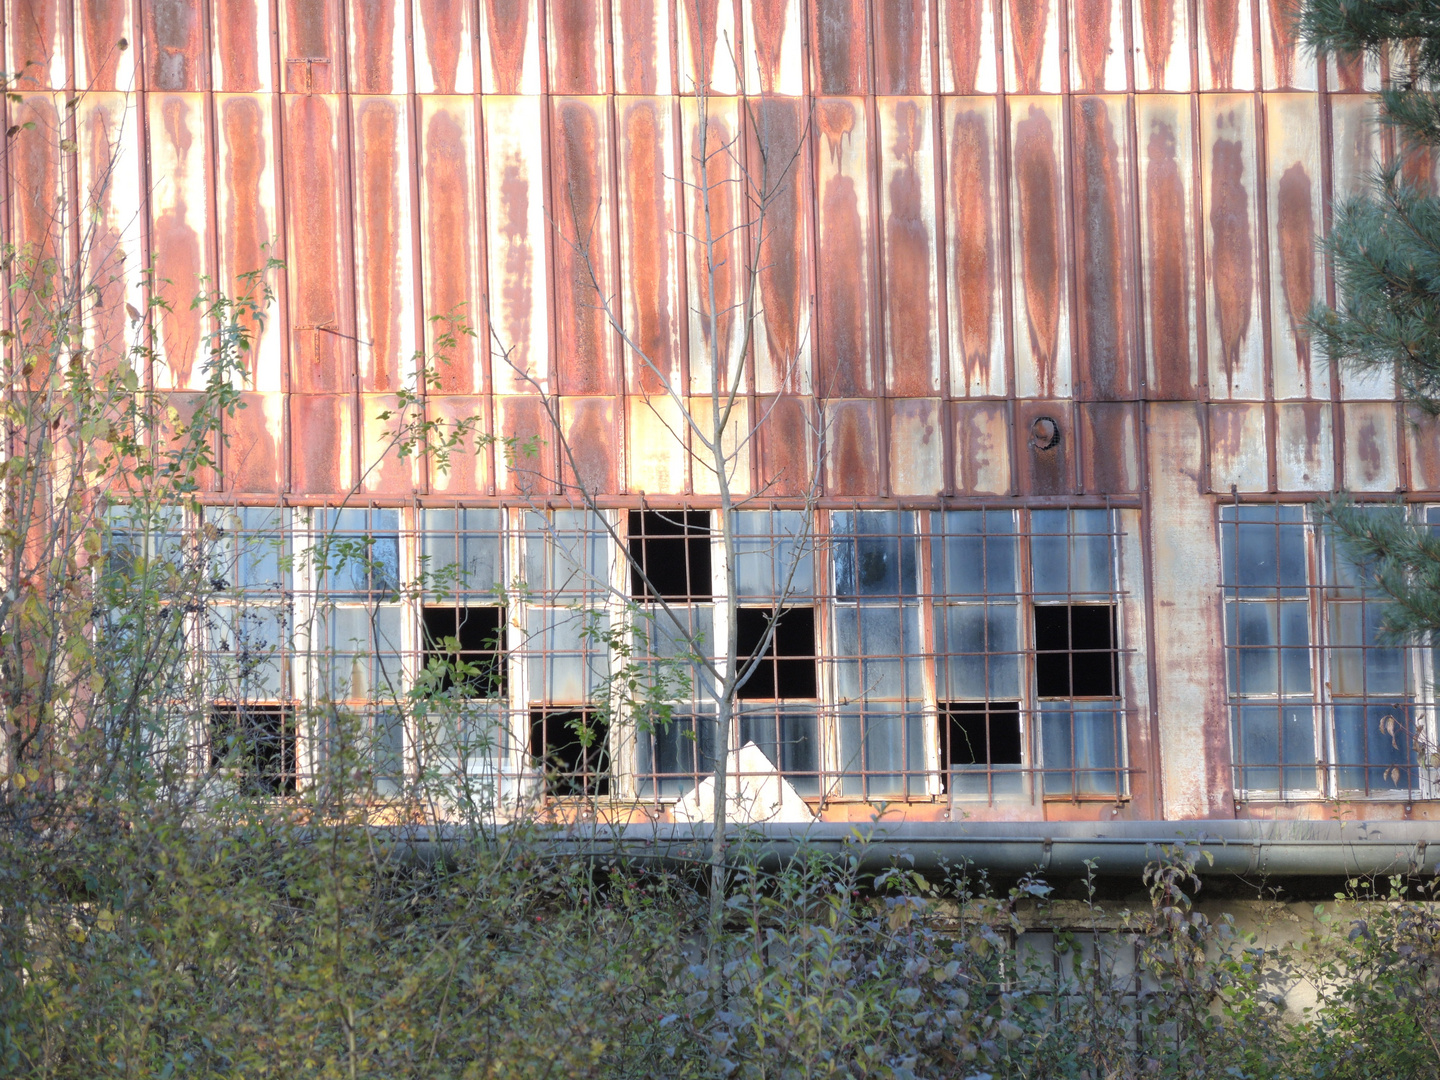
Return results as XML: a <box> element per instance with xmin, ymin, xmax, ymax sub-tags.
<box><xmin>933</xmin><ymin>508</ymin><xmax>1127</xmax><ymax>804</ymax></box>
<box><xmin>1220</xmin><ymin>503</ymin><xmax>1431</xmax><ymax>800</ymax></box>
<box><xmin>203</xmin><ymin>506</ymin><xmax>297</xmax><ymax>793</ymax></box>
<box><xmin>628</xmin><ymin>509</ymin><xmax>712</xmax><ymax>601</ymax></box>
<box><xmin>305</xmin><ymin>507</ymin><xmax>404</xmax><ymax>795</ymax></box>
<box><xmin>521</xmin><ymin>510</ymin><xmax>614</xmax><ymax>796</ymax></box>
<box><xmin>833</xmin><ymin>510</ymin><xmax>927</xmax><ymax>798</ymax></box>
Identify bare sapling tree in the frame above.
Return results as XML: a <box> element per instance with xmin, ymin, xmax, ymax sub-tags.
<box><xmin>493</xmin><ymin>36</ymin><xmax>823</xmax><ymax>948</ymax></box>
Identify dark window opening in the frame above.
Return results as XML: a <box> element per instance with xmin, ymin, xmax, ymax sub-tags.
<box><xmin>422</xmin><ymin>605</ymin><xmax>507</xmax><ymax>698</ymax></box>
<box><xmin>529</xmin><ymin>707</ymin><xmax>610</xmax><ymax>796</ymax></box>
<box><xmin>942</xmin><ymin>702</ymin><xmax>1023</xmax><ymax>768</ymax></box>
<box><xmin>1035</xmin><ymin>605</ymin><xmax>1118</xmax><ymax>698</ymax></box>
<box><xmin>628</xmin><ymin>510</ymin><xmax>712</xmax><ymax>601</ymax></box>
<box><xmin>735</xmin><ymin>607</ymin><xmax>818</xmax><ymax>700</ymax></box>
<box><xmin>209</xmin><ymin>704</ymin><xmax>296</xmax><ymax>795</ymax></box>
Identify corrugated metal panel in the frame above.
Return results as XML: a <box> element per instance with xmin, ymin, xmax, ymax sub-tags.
<box><xmin>10</xmin><ymin>0</ymin><xmax>68</xmax><ymax>89</ymax></box>
<box><xmin>354</xmin><ymin>95</ymin><xmax>417</xmax><ymax>393</ymax></box>
<box><xmin>1071</xmin><ymin>95</ymin><xmax>1136</xmax><ymax>401</ymax></box>
<box><xmin>754</xmin><ymin>394</ymin><xmax>813</xmax><ymax>496</ymax></box>
<box><xmin>215</xmin><ymin>93</ymin><xmax>282</xmax><ymax>390</ymax></box>
<box><xmin>426</xmin><ymin>395</ymin><xmax>491</xmax><ymax>495</ymax></box>
<box><xmin>1081</xmin><ymin>401</ymin><xmax>1139</xmax><ymax>493</ymax></box>
<box><xmin>749</xmin><ymin>96</ymin><xmax>811</xmax><ymax>394</ymax></box>
<box><xmin>75</xmin><ymin>0</ymin><xmax>135</xmax><ymax>91</ymax></box>
<box><xmin>816</xmin><ymin>97</ymin><xmax>875</xmax><ymax>396</ymax></box>
<box><xmin>1070</xmin><ymin>0</ymin><xmax>1129</xmax><ymax>91</ymax></box>
<box><xmin>878</xmin><ymin>96</ymin><xmax>940</xmax><ymax>397</ymax></box>
<box><xmin>1328</xmin><ymin>48</ymin><xmax>1382</xmax><ymax>93</ymax></box>
<box><xmin>348</xmin><ymin>0</ymin><xmax>406</xmax><ymax>94</ymax></box>
<box><xmin>678</xmin><ymin>0</ymin><xmax>740</xmax><ymax>95</ymax></box>
<box><xmin>143</xmin><ymin>0</ymin><xmax>204</xmax><ymax>91</ymax></box>
<box><xmin>944</xmin><ymin>97</ymin><xmax>1005</xmax><ymax>398</ymax></box>
<box><xmin>283</xmin><ymin>93</ymin><xmax>353</xmax><ymax>394</ymax></box>
<box><xmin>224</xmin><ymin>391</ymin><xmax>285</xmax><ymax>493</ymax></box>
<box><xmin>279</xmin><ymin>0</ymin><xmax>338</xmax><ymax>93</ymax></box>
<box><xmin>76</xmin><ymin>94</ymin><xmax>144</xmax><ymax>366</ymax></box>
<box><xmin>417</xmin><ymin>97</ymin><xmax>481</xmax><ymax>393</ymax></box>
<box><xmin>951</xmin><ymin>401</ymin><xmax>1011</xmax><ymax>494</ymax></box>
<box><xmin>551</xmin><ymin>96</ymin><xmax>618</xmax><ymax>396</ymax></box>
<box><xmin>1010</xmin><ymin>96</ymin><xmax>1070</xmax><ymax>399</ymax></box>
<box><xmin>1016</xmin><ymin>399</ymin><xmax>1074</xmax><ymax>495</ymax></box>
<box><xmin>1275</xmin><ymin>401</ymin><xmax>1333</xmax><ymax>490</ymax></box>
<box><xmin>811</xmin><ymin>0</ymin><xmax>867</xmax><ymax>94</ymax></box>
<box><xmin>628</xmin><ymin>395</ymin><xmax>688</xmax><ymax>494</ymax></box>
<box><xmin>211</xmin><ymin>0</ymin><xmax>272</xmax><ymax>91</ymax></box>
<box><xmin>290</xmin><ymin>394</ymin><xmax>354</xmax><ymax>494</ymax></box>
<box><xmin>1266</xmin><ymin>93</ymin><xmax>1323</xmax><ymax>401</ymax></box>
<box><xmin>616</xmin><ymin>98</ymin><xmax>682</xmax><ymax>394</ymax></box>
<box><xmin>682</xmin><ymin>95</ymin><xmax>744</xmax><ymax>395</ymax></box>
<box><xmin>1208</xmin><ymin>401</ymin><xmax>1268</xmax><ymax>491</ymax></box>
<box><xmin>1405</xmin><ymin>407</ymin><xmax>1440</xmax><ymax>492</ymax></box>
<box><xmin>1200</xmin><ymin>94</ymin><xmax>1264</xmax><ymax>400</ymax></box>
<box><xmin>1136</xmin><ymin>94</ymin><xmax>1198</xmax><ymax>399</ymax></box>
<box><xmin>9</xmin><ymin>94</ymin><xmax>65</xmax><ymax>261</ymax></box>
<box><xmin>1004</xmin><ymin>0</ymin><xmax>1063</xmax><ymax>94</ymax></box>
<box><xmin>824</xmin><ymin>398</ymin><xmax>880</xmax><ymax>496</ymax></box>
<box><xmin>613</xmin><ymin>0</ymin><xmax>673</xmax><ymax>94</ymax></box>
<box><xmin>938</xmin><ymin>0</ymin><xmax>999</xmax><ymax>94</ymax></box>
<box><xmin>689</xmin><ymin>395</ymin><xmax>750</xmax><ymax>496</ymax></box>
<box><xmin>149</xmin><ymin>92</ymin><xmax>213</xmax><ymax>389</ymax></box>
<box><xmin>1342</xmin><ymin>401</ymin><xmax>1400</xmax><ymax>491</ymax></box>
<box><xmin>745</xmin><ymin>0</ymin><xmax>805</xmax><ymax>96</ymax></box>
<box><xmin>873</xmin><ymin>2</ymin><xmax>930</xmax><ymax>94</ymax></box>
<box><xmin>360</xmin><ymin>393</ymin><xmax>415</xmax><ymax>494</ymax></box>
<box><xmin>413</xmin><ymin>0</ymin><xmax>475</xmax><ymax>94</ymax></box>
<box><xmin>562</xmin><ymin>395</ymin><xmax>618</xmax><ymax>495</ymax></box>
<box><xmin>484</xmin><ymin>95</ymin><xmax>549</xmax><ymax>391</ymax></box>
<box><xmin>1259</xmin><ymin>0</ymin><xmax>1315</xmax><ymax>90</ymax></box>
<box><xmin>479</xmin><ymin>0</ymin><xmax>542</xmax><ymax>95</ymax></box>
<box><xmin>888</xmin><ymin>397</ymin><xmax>943</xmax><ymax>495</ymax></box>
<box><xmin>548</xmin><ymin>0</ymin><xmax>606</xmax><ymax>95</ymax></box>
<box><xmin>1133</xmin><ymin>0</ymin><xmax>1190</xmax><ymax>91</ymax></box>
<box><xmin>494</xmin><ymin>394</ymin><xmax>552</xmax><ymax>495</ymax></box>
<box><xmin>1198</xmin><ymin>0</ymin><xmax>1256</xmax><ymax>91</ymax></box>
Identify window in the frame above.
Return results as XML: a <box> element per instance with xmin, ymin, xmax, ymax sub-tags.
<box><xmin>530</xmin><ymin>707</ymin><xmax>610</xmax><ymax>796</ymax></box>
<box><xmin>628</xmin><ymin>510</ymin><xmax>712</xmax><ymax>601</ymax></box>
<box><xmin>1220</xmin><ymin>503</ymin><xmax>1432</xmax><ymax>799</ymax></box>
<box><xmin>931</xmin><ymin>509</ymin><xmax>1126</xmax><ymax>801</ymax></box>
<box><xmin>209</xmin><ymin>704</ymin><xmax>296</xmax><ymax>795</ymax></box>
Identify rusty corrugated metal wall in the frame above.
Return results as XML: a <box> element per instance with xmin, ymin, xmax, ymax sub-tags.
<box><xmin>4</xmin><ymin>0</ymin><xmax>1428</xmax><ymax>820</ymax></box>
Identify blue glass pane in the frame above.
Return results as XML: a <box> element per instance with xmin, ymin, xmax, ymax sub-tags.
<box><xmin>1231</xmin><ymin>704</ymin><xmax>1317</xmax><ymax>793</ymax></box>
<box><xmin>930</xmin><ymin>510</ymin><xmax>1018</xmax><ymax>597</ymax></box>
<box><xmin>422</xmin><ymin>508</ymin><xmax>502</xmax><ymax>597</ymax></box>
<box><xmin>838</xmin><ymin>703</ymin><xmax>925</xmax><ymax>797</ymax></box>
<box><xmin>834</xmin><ymin>605</ymin><xmax>923</xmax><ymax>699</ymax></box>
<box><xmin>1335</xmin><ymin>702</ymin><xmax>1417</xmax><ymax>792</ymax></box>
<box><xmin>739</xmin><ymin>705</ymin><xmax>819</xmax><ymax>795</ymax></box>
<box><xmin>833</xmin><ymin>511</ymin><xmax>916</xmax><ymax>598</ymax></box>
<box><xmin>938</xmin><ymin>604</ymin><xmax>1021</xmax><ymax>699</ymax></box>
<box><xmin>1218</xmin><ymin>505</ymin><xmax>1306</xmax><ymax>596</ymax></box>
<box><xmin>735</xmin><ymin>510</ymin><xmax>813</xmax><ymax>598</ymax></box>
<box><xmin>1039</xmin><ymin>702</ymin><xmax>1119</xmax><ymax>796</ymax></box>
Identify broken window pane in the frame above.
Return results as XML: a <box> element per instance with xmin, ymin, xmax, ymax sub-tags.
<box><xmin>421</xmin><ymin>508</ymin><xmax>502</xmax><ymax>598</ymax></box>
<box><xmin>1034</xmin><ymin>605</ymin><xmax>1118</xmax><ymax>698</ymax></box>
<box><xmin>636</xmin><ymin>705</ymin><xmax>715</xmax><ymax>796</ymax></box>
<box><xmin>735</xmin><ymin>607</ymin><xmax>817</xmax><ymax>700</ymax></box>
<box><xmin>530</xmin><ymin>707</ymin><xmax>610</xmax><ymax>796</ymax></box>
<box><xmin>1039</xmin><ymin>701</ymin><xmax>1120</xmax><ymax>796</ymax></box>
<box><xmin>628</xmin><ymin>510</ymin><xmax>712</xmax><ymax>601</ymax></box>
<box><xmin>209</xmin><ymin>704</ymin><xmax>296</xmax><ymax>795</ymax></box>
<box><xmin>833</xmin><ymin>511</ymin><xmax>917</xmax><ymax>599</ymax></box>
<box><xmin>735</xmin><ymin>510</ymin><xmax>813</xmax><ymax>598</ymax></box>
<box><xmin>936</xmin><ymin>604</ymin><xmax>1021</xmax><ymax>700</ymax></box>
<box><xmin>833</xmin><ymin>604</ymin><xmax>924</xmax><ymax>700</ymax></box>
<box><xmin>930</xmin><ymin>510</ymin><xmax>1018</xmax><ymax>597</ymax></box>
<box><xmin>421</xmin><ymin>605</ymin><xmax>507</xmax><ymax>698</ymax></box>
<box><xmin>941</xmin><ymin>702</ymin><xmax>1025</xmax><ymax>798</ymax></box>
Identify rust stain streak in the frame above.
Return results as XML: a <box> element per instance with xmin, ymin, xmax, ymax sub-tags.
<box><xmin>1209</xmin><ymin>124</ymin><xmax>1254</xmax><ymax>392</ymax></box>
<box><xmin>350</xmin><ymin>0</ymin><xmax>396</xmax><ymax>91</ymax></box>
<box><xmin>751</xmin><ymin>0</ymin><xmax>789</xmax><ymax>93</ymax></box>
<box><xmin>817</xmin><ymin>100</ymin><xmax>869</xmax><ymax>396</ymax></box>
<box><xmin>417</xmin><ymin>0</ymin><xmax>465</xmax><ymax>92</ymax></box>
<box><xmin>753</xmin><ymin>98</ymin><xmax>804</xmax><ymax>386</ymax></box>
<box><xmin>1203</xmin><ymin>0</ymin><xmax>1240</xmax><ymax>87</ymax></box>
<box><xmin>423</xmin><ymin>108</ymin><xmax>475</xmax><ymax>392</ymax></box>
<box><xmin>553</xmin><ymin>100</ymin><xmax>612</xmax><ymax>395</ymax></box>
<box><xmin>498</xmin><ymin>139</ymin><xmax>535</xmax><ymax>378</ymax></box>
<box><xmin>616</xmin><ymin>0</ymin><xmax>660</xmax><ymax>93</ymax></box>
<box><xmin>1007</xmin><ymin>0</ymin><xmax>1049</xmax><ymax>93</ymax></box>
<box><xmin>681</xmin><ymin>0</ymin><xmax>721</xmax><ymax>89</ymax></box>
<box><xmin>942</xmin><ymin>0</ymin><xmax>983</xmax><ymax>93</ymax></box>
<box><xmin>1138</xmin><ymin>0</ymin><xmax>1176</xmax><ymax>86</ymax></box>
<box><xmin>950</xmin><ymin>108</ymin><xmax>994</xmax><ymax>392</ymax></box>
<box><xmin>1267</xmin><ymin>0</ymin><xmax>1298</xmax><ymax>87</ymax></box>
<box><xmin>691</xmin><ymin>112</ymin><xmax>737</xmax><ymax>379</ymax></box>
<box><xmin>1073</xmin><ymin>97</ymin><xmax>1128</xmax><ymax>401</ymax></box>
<box><xmin>80</xmin><ymin>0</ymin><xmax>126</xmax><ymax>90</ymax></box>
<box><xmin>484</xmin><ymin>0</ymin><xmax>532</xmax><ymax>93</ymax></box>
<box><xmin>1276</xmin><ymin>160</ymin><xmax>1314</xmax><ymax>379</ymax></box>
<box><xmin>287</xmin><ymin>97</ymin><xmax>344</xmax><ymax>391</ymax></box>
<box><xmin>622</xmin><ymin>100</ymin><xmax>673</xmax><ymax>393</ymax></box>
<box><xmin>1071</xmin><ymin>0</ymin><xmax>1111</xmax><ymax>91</ymax></box>
<box><xmin>153</xmin><ymin>96</ymin><xmax>205</xmax><ymax>387</ymax></box>
<box><xmin>10</xmin><ymin>0</ymin><xmax>61</xmax><ymax>88</ymax></box>
<box><xmin>356</xmin><ymin>99</ymin><xmax>402</xmax><ymax>391</ymax></box>
<box><xmin>220</xmin><ymin>97</ymin><xmax>269</xmax><ymax>383</ymax></box>
<box><xmin>212</xmin><ymin>0</ymin><xmax>262</xmax><ymax>89</ymax></box>
<box><xmin>1014</xmin><ymin>104</ymin><xmax>1062</xmax><ymax>395</ymax></box>
<box><xmin>551</xmin><ymin>0</ymin><xmax>599</xmax><ymax>93</ymax></box>
<box><xmin>885</xmin><ymin>100</ymin><xmax>933</xmax><ymax>395</ymax></box>
<box><xmin>876</xmin><ymin>3</ymin><xmax>923</xmax><ymax>94</ymax></box>
<box><xmin>811</xmin><ymin>0</ymin><xmax>865</xmax><ymax>94</ymax></box>
<box><xmin>146</xmin><ymin>0</ymin><xmax>202</xmax><ymax>90</ymax></box>
<box><xmin>1145</xmin><ymin>118</ymin><xmax>1192</xmax><ymax>398</ymax></box>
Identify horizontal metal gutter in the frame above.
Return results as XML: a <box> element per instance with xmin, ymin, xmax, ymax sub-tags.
<box><xmin>395</xmin><ymin>820</ymin><xmax>1439</xmax><ymax>878</ymax></box>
